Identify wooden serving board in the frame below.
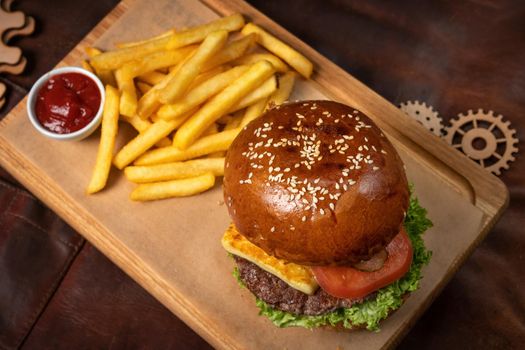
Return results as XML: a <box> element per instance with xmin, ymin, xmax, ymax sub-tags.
<box><xmin>0</xmin><ymin>0</ymin><xmax>508</xmax><ymax>349</ymax></box>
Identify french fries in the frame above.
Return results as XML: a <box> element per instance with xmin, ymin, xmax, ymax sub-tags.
<box><xmin>156</xmin><ymin>65</ymin><xmax>249</xmax><ymax>120</ymax></box>
<box><xmin>122</xmin><ymin>46</ymin><xmax>196</xmax><ymax>79</ymax></box>
<box><xmin>116</xmin><ymin>28</ymin><xmax>177</xmax><ymax>49</ymax></box>
<box><xmin>130</xmin><ymin>172</ymin><xmax>215</xmax><ymax>201</ymax></box>
<box><xmin>84</xmin><ymin>13</ymin><xmax>312</xmax><ymax>200</ymax></box>
<box><xmin>115</xmin><ymin>67</ymin><xmax>138</xmax><ymax>117</ymax></box>
<box><xmin>136</xmin><ymin>82</ymin><xmax>152</xmax><ymax>95</ymax></box>
<box><xmin>125</xmin><ymin>158</ymin><xmax>224</xmax><ymax>183</ymax></box>
<box><xmin>228</xmin><ymin>74</ymin><xmax>276</xmax><ymax>113</ymax></box>
<box><xmin>241</xmin><ymin>71</ymin><xmax>296</xmax><ymax>127</ymax></box>
<box><xmin>82</xmin><ymin>60</ymin><xmax>95</xmax><ymax>73</ymax></box>
<box><xmin>158</xmin><ymin>30</ymin><xmax>228</xmax><ymax>104</ymax></box>
<box><xmin>234</xmin><ymin>53</ymin><xmax>288</xmax><ymax>73</ymax></box>
<box><xmin>241</xmin><ymin>23</ymin><xmax>313</xmax><ymax>78</ymax></box>
<box><xmin>119</xmin><ymin>114</ymin><xmax>172</xmax><ymax>148</ymax></box>
<box><xmin>86</xmin><ymin>86</ymin><xmax>120</xmax><ymax>194</ymax></box>
<box><xmin>85</xmin><ymin>47</ymin><xmax>116</xmax><ymax>87</ymax></box>
<box><xmin>90</xmin><ymin>35</ymin><xmax>173</xmax><ymax>71</ymax></box>
<box><xmin>114</xmin><ymin>115</ymin><xmax>190</xmax><ymax>169</ymax></box>
<box><xmin>173</xmin><ymin>60</ymin><xmax>275</xmax><ymax>149</ymax></box>
<box><xmin>241</xmin><ymin>97</ymin><xmax>269</xmax><ymax>128</ymax></box>
<box><xmin>267</xmin><ymin>71</ymin><xmax>296</xmax><ymax>107</ymax></box>
<box><xmin>136</xmin><ymin>128</ymin><xmax>241</xmax><ymax>165</ymax></box>
<box><xmin>167</xmin><ymin>14</ymin><xmax>245</xmax><ymax>50</ymax></box>
<box><xmin>202</xmin><ymin>33</ymin><xmax>256</xmax><ymax>71</ymax></box>
<box><xmin>137</xmin><ymin>71</ymin><xmax>167</xmax><ymax>85</ymax></box>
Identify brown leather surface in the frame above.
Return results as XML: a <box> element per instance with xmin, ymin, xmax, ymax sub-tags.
<box><xmin>0</xmin><ymin>181</ymin><xmax>84</xmax><ymax>349</ymax></box>
<box><xmin>21</xmin><ymin>244</ymin><xmax>210</xmax><ymax>350</ymax></box>
<box><xmin>0</xmin><ymin>0</ymin><xmax>524</xmax><ymax>349</ymax></box>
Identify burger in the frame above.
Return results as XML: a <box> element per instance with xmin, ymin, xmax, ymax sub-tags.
<box><xmin>221</xmin><ymin>100</ymin><xmax>432</xmax><ymax>331</ymax></box>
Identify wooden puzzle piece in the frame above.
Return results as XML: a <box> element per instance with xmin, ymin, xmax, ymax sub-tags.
<box><xmin>0</xmin><ymin>3</ymin><xmax>25</xmax><ymax>65</ymax></box>
<box><xmin>0</xmin><ymin>56</ymin><xmax>26</xmax><ymax>75</ymax></box>
<box><xmin>4</xmin><ymin>15</ymin><xmax>35</xmax><ymax>42</ymax></box>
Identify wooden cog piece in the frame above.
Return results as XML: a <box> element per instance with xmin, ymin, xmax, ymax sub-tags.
<box><xmin>0</xmin><ymin>81</ymin><xmax>6</xmax><ymax>110</ymax></box>
<box><xmin>444</xmin><ymin>109</ymin><xmax>519</xmax><ymax>175</ymax></box>
<box><xmin>399</xmin><ymin>100</ymin><xmax>443</xmax><ymax>136</ymax></box>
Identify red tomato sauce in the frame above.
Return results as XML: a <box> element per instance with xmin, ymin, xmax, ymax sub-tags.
<box><xmin>35</xmin><ymin>72</ymin><xmax>101</xmax><ymax>134</ymax></box>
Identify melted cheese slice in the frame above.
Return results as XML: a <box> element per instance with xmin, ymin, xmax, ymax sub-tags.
<box><xmin>222</xmin><ymin>224</ymin><xmax>319</xmax><ymax>295</ymax></box>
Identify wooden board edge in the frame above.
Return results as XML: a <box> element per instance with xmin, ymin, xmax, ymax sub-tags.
<box><xmin>200</xmin><ymin>0</ymin><xmax>509</xmax><ymax>225</ymax></box>
<box><xmin>0</xmin><ymin>134</ymin><xmax>242</xmax><ymax>350</ymax></box>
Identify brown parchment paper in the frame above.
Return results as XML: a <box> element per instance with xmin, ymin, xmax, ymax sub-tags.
<box><xmin>0</xmin><ymin>0</ymin><xmax>485</xmax><ymax>349</ymax></box>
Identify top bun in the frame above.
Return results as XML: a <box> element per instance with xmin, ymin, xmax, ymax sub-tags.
<box><xmin>223</xmin><ymin>100</ymin><xmax>409</xmax><ymax>266</ymax></box>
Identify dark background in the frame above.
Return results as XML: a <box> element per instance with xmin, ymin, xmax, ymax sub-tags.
<box><xmin>0</xmin><ymin>0</ymin><xmax>524</xmax><ymax>349</ymax></box>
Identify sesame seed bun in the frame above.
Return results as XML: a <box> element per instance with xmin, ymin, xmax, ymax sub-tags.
<box><xmin>223</xmin><ymin>100</ymin><xmax>409</xmax><ymax>266</ymax></box>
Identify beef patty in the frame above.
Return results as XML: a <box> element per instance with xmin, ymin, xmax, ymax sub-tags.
<box><xmin>235</xmin><ymin>256</ymin><xmax>364</xmax><ymax>316</ymax></box>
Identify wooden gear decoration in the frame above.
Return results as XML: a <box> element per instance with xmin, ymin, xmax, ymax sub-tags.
<box><xmin>399</xmin><ymin>100</ymin><xmax>444</xmax><ymax>136</ymax></box>
<box><xmin>444</xmin><ymin>109</ymin><xmax>518</xmax><ymax>175</ymax></box>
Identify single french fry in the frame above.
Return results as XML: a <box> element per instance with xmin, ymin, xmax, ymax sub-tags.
<box><xmin>228</xmin><ymin>74</ymin><xmax>276</xmax><ymax>113</ymax></box>
<box><xmin>85</xmin><ymin>47</ymin><xmax>116</xmax><ymax>87</ymax></box>
<box><xmin>173</xmin><ymin>60</ymin><xmax>275</xmax><ymax>149</ymax></box>
<box><xmin>82</xmin><ymin>60</ymin><xmax>95</xmax><ymax>73</ymax></box>
<box><xmin>158</xmin><ymin>30</ymin><xmax>228</xmax><ymax>104</ymax></box>
<box><xmin>115</xmin><ymin>67</ymin><xmax>138</xmax><ymax>117</ymax></box>
<box><xmin>240</xmin><ymin>97</ymin><xmax>269</xmax><ymax>128</ymax></box>
<box><xmin>156</xmin><ymin>65</ymin><xmax>249</xmax><ymax>120</ymax></box>
<box><xmin>120</xmin><ymin>114</ymin><xmax>151</xmax><ymax>133</ymax></box>
<box><xmin>167</xmin><ymin>14</ymin><xmax>245</xmax><ymax>50</ymax></box>
<box><xmin>189</xmin><ymin>65</ymin><xmax>227</xmax><ymax>88</ymax></box>
<box><xmin>234</xmin><ymin>53</ymin><xmax>288</xmax><ymax>73</ymax></box>
<box><xmin>137</xmin><ymin>71</ymin><xmax>167</xmax><ymax>85</ymax></box>
<box><xmin>113</xmin><ymin>111</ymin><xmax>194</xmax><ymax>169</ymax></box>
<box><xmin>130</xmin><ymin>172</ymin><xmax>216</xmax><ymax>201</ymax></box>
<box><xmin>125</xmin><ymin>158</ymin><xmax>224</xmax><ymax>183</ymax></box>
<box><xmin>121</xmin><ymin>45</ymin><xmax>196</xmax><ymax>79</ymax></box>
<box><xmin>136</xmin><ymin>59</ymin><xmax>187</xmax><ymax>119</ymax></box>
<box><xmin>116</xmin><ymin>28</ymin><xmax>176</xmax><ymax>49</ymax></box>
<box><xmin>202</xmin><ymin>33</ymin><xmax>256</xmax><ymax>71</ymax></box>
<box><xmin>119</xmin><ymin>114</ymin><xmax>172</xmax><ymax>148</ymax></box>
<box><xmin>224</xmin><ymin>110</ymin><xmax>244</xmax><ymax>130</ymax></box>
<box><xmin>202</xmin><ymin>122</ymin><xmax>219</xmax><ymax>136</ymax></box>
<box><xmin>90</xmin><ymin>36</ymin><xmax>173</xmax><ymax>70</ymax></box>
<box><xmin>267</xmin><ymin>71</ymin><xmax>296</xmax><ymax>108</ymax></box>
<box><xmin>86</xmin><ymin>86</ymin><xmax>120</xmax><ymax>194</ymax></box>
<box><xmin>85</xmin><ymin>47</ymin><xmax>103</xmax><ymax>58</ymax></box>
<box><xmin>241</xmin><ymin>23</ymin><xmax>313</xmax><ymax>78</ymax></box>
<box><xmin>136</xmin><ymin>81</ymin><xmax>152</xmax><ymax>95</ymax></box>
<box><xmin>136</xmin><ymin>128</ymin><xmax>241</xmax><ymax>165</ymax></box>
<box><xmin>137</xmin><ymin>89</ymin><xmax>163</xmax><ymax>119</ymax></box>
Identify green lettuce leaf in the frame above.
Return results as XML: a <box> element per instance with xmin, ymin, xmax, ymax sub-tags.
<box><xmin>235</xmin><ymin>192</ymin><xmax>433</xmax><ymax>331</ymax></box>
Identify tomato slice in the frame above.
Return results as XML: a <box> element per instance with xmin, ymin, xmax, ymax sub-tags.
<box><xmin>311</xmin><ymin>228</ymin><xmax>413</xmax><ymax>299</ymax></box>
